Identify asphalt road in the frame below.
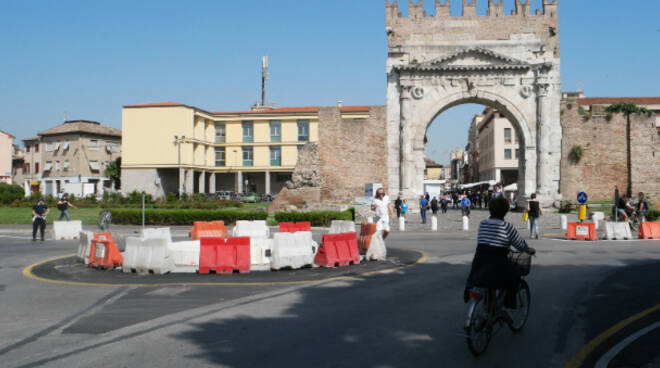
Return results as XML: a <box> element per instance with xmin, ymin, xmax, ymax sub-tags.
<box><xmin>1</xmin><ymin>224</ymin><xmax>659</xmax><ymax>367</ymax></box>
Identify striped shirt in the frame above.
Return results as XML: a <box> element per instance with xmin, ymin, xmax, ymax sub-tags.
<box><xmin>477</xmin><ymin>218</ymin><xmax>528</xmax><ymax>251</ymax></box>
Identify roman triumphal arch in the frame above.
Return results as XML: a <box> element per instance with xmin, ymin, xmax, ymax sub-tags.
<box><xmin>386</xmin><ymin>0</ymin><xmax>562</xmax><ymax>207</ymax></box>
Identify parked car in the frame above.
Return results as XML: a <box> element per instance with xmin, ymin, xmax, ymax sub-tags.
<box><xmin>242</xmin><ymin>192</ymin><xmax>262</xmax><ymax>203</ymax></box>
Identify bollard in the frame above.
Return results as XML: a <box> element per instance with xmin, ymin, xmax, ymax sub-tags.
<box><xmin>398</xmin><ymin>216</ymin><xmax>405</xmax><ymax>231</ymax></box>
<box><xmin>578</xmin><ymin>205</ymin><xmax>587</xmax><ymax>222</ymax></box>
<box><xmin>431</xmin><ymin>216</ymin><xmax>438</xmax><ymax>231</ymax></box>
<box><xmin>367</xmin><ymin>217</ymin><xmax>374</xmax><ymax>224</ymax></box>
<box><xmin>560</xmin><ymin>215</ymin><xmax>568</xmax><ymax>230</ymax></box>
<box><xmin>462</xmin><ymin>216</ymin><xmax>469</xmax><ymax>231</ymax></box>
<box><xmin>592</xmin><ymin>212</ymin><xmax>604</xmax><ymax>230</ymax></box>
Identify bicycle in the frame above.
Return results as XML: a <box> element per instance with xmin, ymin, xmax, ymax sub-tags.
<box><xmin>464</xmin><ymin>250</ymin><xmax>532</xmax><ymax>356</ymax></box>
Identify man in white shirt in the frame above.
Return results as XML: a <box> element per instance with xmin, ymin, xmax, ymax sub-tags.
<box><xmin>371</xmin><ymin>187</ymin><xmax>395</xmax><ymax>239</ymax></box>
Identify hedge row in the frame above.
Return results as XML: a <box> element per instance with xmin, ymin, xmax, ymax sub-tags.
<box><xmin>646</xmin><ymin>210</ymin><xmax>660</xmax><ymax>222</ymax></box>
<box><xmin>110</xmin><ymin>209</ymin><xmax>267</xmax><ymax>226</ymax></box>
<box><xmin>274</xmin><ymin>210</ymin><xmax>353</xmax><ymax>227</ymax></box>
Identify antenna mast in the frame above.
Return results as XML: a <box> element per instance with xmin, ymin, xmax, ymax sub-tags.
<box><xmin>261</xmin><ymin>55</ymin><xmax>268</xmax><ymax>106</ymax></box>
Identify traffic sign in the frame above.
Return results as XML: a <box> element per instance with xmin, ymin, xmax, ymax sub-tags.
<box><xmin>577</xmin><ymin>192</ymin><xmax>588</xmax><ymax>204</ymax></box>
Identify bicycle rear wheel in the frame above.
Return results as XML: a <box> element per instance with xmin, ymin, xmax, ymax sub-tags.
<box><xmin>466</xmin><ymin>298</ymin><xmax>492</xmax><ymax>356</ymax></box>
<box><xmin>508</xmin><ymin>279</ymin><xmax>530</xmax><ymax>332</ymax></box>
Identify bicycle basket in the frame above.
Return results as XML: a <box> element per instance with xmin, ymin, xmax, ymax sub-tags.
<box><xmin>510</xmin><ymin>251</ymin><xmax>532</xmax><ymax>276</ymax></box>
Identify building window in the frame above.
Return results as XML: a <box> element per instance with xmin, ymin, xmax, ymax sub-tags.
<box><xmin>89</xmin><ymin>160</ymin><xmax>100</xmax><ymax>171</ymax></box>
<box><xmin>89</xmin><ymin>140</ymin><xmax>99</xmax><ymax>151</ymax></box>
<box><xmin>504</xmin><ymin>149</ymin><xmax>512</xmax><ymax>159</ymax></box>
<box><xmin>63</xmin><ymin>141</ymin><xmax>70</xmax><ymax>151</ymax></box>
<box><xmin>297</xmin><ymin>145</ymin><xmax>304</xmax><ymax>153</ymax></box>
<box><xmin>24</xmin><ymin>163</ymin><xmax>30</xmax><ymax>173</ymax></box>
<box><xmin>504</xmin><ymin>128</ymin><xmax>512</xmax><ymax>143</ymax></box>
<box><xmin>297</xmin><ymin>120</ymin><xmax>309</xmax><ymax>142</ymax></box>
<box><xmin>270</xmin><ymin>146</ymin><xmax>281</xmax><ymax>166</ymax></box>
<box><xmin>44</xmin><ymin>161</ymin><xmax>52</xmax><ymax>171</ymax></box>
<box><xmin>515</xmin><ymin>149</ymin><xmax>520</xmax><ymax>159</ymax></box>
<box><xmin>242</xmin><ymin>121</ymin><xmax>253</xmax><ymax>142</ymax></box>
<box><xmin>45</xmin><ymin>143</ymin><xmax>53</xmax><ymax>152</ymax></box>
<box><xmin>35</xmin><ymin>144</ymin><xmax>39</xmax><ymax>152</ymax></box>
<box><xmin>270</xmin><ymin>120</ymin><xmax>281</xmax><ymax>142</ymax></box>
<box><xmin>26</xmin><ymin>145</ymin><xmax>30</xmax><ymax>153</ymax></box>
<box><xmin>215</xmin><ymin>122</ymin><xmax>225</xmax><ymax>143</ymax></box>
<box><xmin>55</xmin><ymin>161</ymin><xmax>61</xmax><ymax>171</ymax></box>
<box><xmin>242</xmin><ymin>147</ymin><xmax>253</xmax><ymax>166</ymax></box>
<box><xmin>215</xmin><ymin>148</ymin><xmax>225</xmax><ymax>166</ymax></box>
<box><xmin>63</xmin><ymin>160</ymin><xmax>70</xmax><ymax>171</ymax></box>
<box><xmin>35</xmin><ymin>162</ymin><xmax>39</xmax><ymax>173</ymax></box>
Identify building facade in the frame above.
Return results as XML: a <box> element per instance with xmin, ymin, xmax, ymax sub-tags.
<box><xmin>0</xmin><ymin>130</ymin><xmax>15</xmax><ymax>184</ymax></box>
<box><xmin>477</xmin><ymin>109</ymin><xmax>520</xmax><ymax>185</ymax></box>
<box><xmin>121</xmin><ymin>102</ymin><xmax>371</xmax><ymax>197</ymax></box>
<box><xmin>20</xmin><ymin>137</ymin><xmax>42</xmax><ymax>195</ymax></box>
<box><xmin>38</xmin><ymin>120</ymin><xmax>121</xmax><ymax>196</ymax></box>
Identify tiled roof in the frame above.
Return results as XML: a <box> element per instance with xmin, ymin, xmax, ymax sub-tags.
<box><xmin>38</xmin><ymin>120</ymin><xmax>121</xmax><ymax>137</ymax></box>
<box><xmin>212</xmin><ymin>105</ymin><xmax>372</xmax><ymax>115</ymax></box>
<box><xmin>124</xmin><ymin>101</ymin><xmax>185</xmax><ymax>108</ymax></box>
<box><xmin>23</xmin><ymin>136</ymin><xmax>40</xmax><ymax>141</ymax></box>
<box><xmin>425</xmin><ymin>157</ymin><xmax>443</xmax><ymax>167</ymax></box>
<box><xmin>0</xmin><ymin>130</ymin><xmax>15</xmax><ymax>139</ymax></box>
<box><xmin>578</xmin><ymin>97</ymin><xmax>660</xmax><ymax>107</ymax></box>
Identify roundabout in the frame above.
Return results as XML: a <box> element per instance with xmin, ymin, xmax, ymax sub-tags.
<box><xmin>24</xmin><ymin>248</ymin><xmax>427</xmax><ymax>287</ymax></box>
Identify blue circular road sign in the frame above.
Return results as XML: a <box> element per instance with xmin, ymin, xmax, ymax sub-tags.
<box><xmin>577</xmin><ymin>192</ymin><xmax>588</xmax><ymax>204</ymax></box>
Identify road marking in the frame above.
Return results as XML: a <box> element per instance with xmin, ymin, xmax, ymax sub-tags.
<box><xmin>564</xmin><ymin>303</ymin><xmax>660</xmax><ymax>368</ymax></box>
<box><xmin>594</xmin><ymin>321</ymin><xmax>660</xmax><ymax>368</ymax></box>
<box><xmin>0</xmin><ymin>234</ymin><xmax>34</xmax><ymax>240</ymax></box>
<box><xmin>22</xmin><ymin>250</ymin><xmax>429</xmax><ymax>287</ymax></box>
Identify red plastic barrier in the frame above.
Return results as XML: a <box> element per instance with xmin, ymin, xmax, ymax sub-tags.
<box><xmin>566</xmin><ymin>222</ymin><xmax>598</xmax><ymax>241</ymax></box>
<box><xmin>358</xmin><ymin>223</ymin><xmax>377</xmax><ymax>251</ymax></box>
<box><xmin>279</xmin><ymin>222</ymin><xmax>311</xmax><ymax>233</ymax></box>
<box><xmin>639</xmin><ymin>222</ymin><xmax>660</xmax><ymax>239</ymax></box>
<box><xmin>89</xmin><ymin>236</ymin><xmax>123</xmax><ymax>269</ymax></box>
<box><xmin>315</xmin><ymin>232</ymin><xmax>360</xmax><ymax>267</ymax></box>
<box><xmin>199</xmin><ymin>237</ymin><xmax>250</xmax><ymax>274</ymax></box>
<box><xmin>189</xmin><ymin>221</ymin><xmax>228</xmax><ymax>240</ymax></box>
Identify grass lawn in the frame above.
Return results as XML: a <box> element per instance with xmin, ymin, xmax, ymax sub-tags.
<box><xmin>0</xmin><ymin>207</ymin><xmax>103</xmax><ymax>225</ymax></box>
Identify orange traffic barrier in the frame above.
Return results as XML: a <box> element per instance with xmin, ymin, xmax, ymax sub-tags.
<box><xmin>279</xmin><ymin>222</ymin><xmax>311</xmax><ymax>233</ymax></box>
<box><xmin>89</xmin><ymin>235</ymin><xmax>123</xmax><ymax>269</ymax></box>
<box><xmin>189</xmin><ymin>221</ymin><xmax>228</xmax><ymax>240</ymax></box>
<box><xmin>639</xmin><ymin>222</ymin><xmax>660</xmax><ymax>239</ymax></box>
<box><xmin>566</xmin><ymin>222</ymin><xmax>598</xmax><ymax>241</ymax></box>
<box><xmin>199</xmin><ymin>237</ymin><xmax>250</xmax><ymax>274</ymax></box>
<box><xmin>315</xmin><ymin>232</ymin><xmax>360</xmax><ymax>267</ymax></box>
<box><xmin>358</xmin><ymin>223</ymin><xmax>377</xmax><ymax>251</ymax></box>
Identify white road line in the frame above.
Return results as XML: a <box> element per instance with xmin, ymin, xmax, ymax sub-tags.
<box><xmin>0</xmin><ymin>235</ymin><xmax>34</xmax><ymax>240</ymax></box>
<box><xmin>595</xmin><ymin>321</ymin><xmax>660</xmax><ymax>368</ymax></box>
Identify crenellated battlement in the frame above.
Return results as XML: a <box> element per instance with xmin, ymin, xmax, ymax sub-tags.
<box><xmin>385</xmin><ymin>0</ymin><xmax>557</xmax><ymax>19</ymax></box>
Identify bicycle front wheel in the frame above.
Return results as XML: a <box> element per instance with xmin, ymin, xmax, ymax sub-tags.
<box><xmin>508</xmin><ymin>279</ymin><xmax>531</xmax><ymax>332</ymax></box>
<box><xmin>466</xmin><ymin>298</ymin><xmax>492</xmax><ymax>356</ymax></box>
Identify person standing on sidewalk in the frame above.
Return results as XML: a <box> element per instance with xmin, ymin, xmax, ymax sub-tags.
<box><xmin>420</xmin><ymin>195</ymin><xmax>429</xmax><ymax>224</ymax></box>
<box><xmin>431</xmin><ymin>196</ymin><xmax>439</xmax><ymax>215</ymax></box>
<box><xmin>526</xmin><ymin>193</ymin><xmax>542</xmax><ymax>239</ymax></box>
<box><xmin>32</xmin><ymin>198</ymin><xmax>49</xmax><ymax>241</ymax></box>
<box><xmin>401</xmin><ymin>199</ymin><xmax>408</xmax><ymax>219</ymax></box>
<box><xmin>371</xmin><ymin>188</ymin><xmax>394</xmax><ymax>240</ymax></box>
<box><xmin>460</xmin><ymin>194</ymin><xmax>472</xmax><ymax>217</ymax></box>
<box><xmin>57</xmin><ymin>193</ymin><xmax>76</xmax><ymax>221</ymax></box>
<box><xmin>394</xmin><ymin>195</ymin><xmax>402</xmax><ymax>218</ymax></box>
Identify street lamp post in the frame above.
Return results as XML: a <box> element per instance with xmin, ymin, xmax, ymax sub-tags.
<box><xmin>174</xmin><ymin>135</ymin><xmax>185</xmax><ymax>197</ymax></box>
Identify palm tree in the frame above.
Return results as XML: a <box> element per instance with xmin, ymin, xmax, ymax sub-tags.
<box><xmin>104</xmin><ymin>157</ymin><xmax>121</xmax><ymax>190</ymax></box>
<box><xmin>604</xmin><ymin>102</ymin><xmax>651</xmax><ymax>197</ymax></box>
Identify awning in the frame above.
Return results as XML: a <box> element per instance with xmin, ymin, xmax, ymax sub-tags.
<box><xmin>63</xmin><ymin>142</ymin><xmax>69</xmax><ymax>150</ymax></box>
<box><xmin>503</xmin><ymin>183</ymin><xmax>518</xmax><ymax>192</ymax></box>
<box><xmin>54</xmin><ymin>143</ymin><xmax>60</xmax><ymax>151</ymax></box>
<box><xmin>30</xmin><ymin>180</ymin><xmax>40</xmax><ymax>185</ymax></box>
<box><xmin>63</xmin><ymin>161</ymin><xmax>70</xmax><ymax>169</ymax></box>
<box><xmin>43</xmin><ymin>162</ymin><xmax>52</xmax><ymax>171</ymax></box>
<box><xmin>459</xmin><ymin>180</ymin><xmax>496</xmax><ymax>189</ymax></box>
<box><xmin>89</xmin><ymin>161</ymin><xmax>100</xmax><ymax>171</ymax></box>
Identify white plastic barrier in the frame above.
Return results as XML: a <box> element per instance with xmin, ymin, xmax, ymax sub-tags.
<box><xmin>431</xmin><ymin>216</ymin><xmax>438</xmax><ymax>231</ymax></box>
<box><xmin>367</xmin><ymin>216</ymin><xmax>374</xmax><ymax>224</ymax></box>
<box><xmin>53</xmin><ymin>220</ymin><xmax>83</xmax><ymax>240</ymax></box>
<box><xmin>366</xmin><ymin>230</ymin><xmax>387</xmax><ymax>261</ymax></box>
<box><xmin>77</xmin><ymin>231</ymin><xmax>94</xmax><ymax>264</ymax></box>
<box><xmin>167</xmin><ymin>240</ymin><xmax>200</xmax><ymax>273</ymax></box>
<box><xmin>591</xmin><ymin>212</ymin><xmax>605</xmax><ymax>230</ymax></box>
<box><xmin>462</xmin><ymin>216</ymin><xmax>469</xmax><ymax>231</ymax></box>
<box><xmin>329</xmin><ymin>220</ymin><xmax>356</xmax><ymax>234</ymax></box>
<box><xmin>560</xmin><ymin>215</ymin><xmax>568</xmax><ymax>231</ymax></box>
<box><xmin>605</xmin><ymin>222</ymin><xmax>632</xmax><ymax>240</ymax></box>
<box><xmin>399</xmin><ymin>216</ymin><xmax>405</xmax><ymax>231</ymax></box>
<box><xmin>232</xmin><ymin>220</ymin><xmax>270</xmax><ymax>238</ymax></box>
<box><xmin>250</xmin><ymin>237</ymin><xmax>273</xmax><ymax>271</ymax></box>
<box><xmin>122</xmin><ymin>237</ymin><xmax>175</xmax><ymax>274</ymax></box>
<box><xmin>271</xmin><ymin>231</ymin><xmax>317</xmax><ymax>270</ymax></box>
<box><xmin>141</xmin><ymin>227</ymin><xmax>172</xmax><ymax>242</ymax></box>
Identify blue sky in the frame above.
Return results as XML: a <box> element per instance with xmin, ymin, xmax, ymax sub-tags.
<box><xmin>1</xmin><ymin>0</ymin><xmax>658</xmax><ymax>165</ymax></box>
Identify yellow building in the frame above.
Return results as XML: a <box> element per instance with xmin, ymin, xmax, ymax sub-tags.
<box><xmin>121</xmin><ymin>102</ymin><xmax>369</xmax><ymax>197</ymax></box>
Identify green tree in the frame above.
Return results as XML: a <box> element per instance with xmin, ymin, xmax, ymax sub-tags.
<box><xmin>104</xmin><ymin>157</ymin><xmax>121</xmax><ymax>190</ymax></box>
<box><xmin>604</xmin><ymin>102</ymin><xmax>651</xmax><ymax>197</ymax></box>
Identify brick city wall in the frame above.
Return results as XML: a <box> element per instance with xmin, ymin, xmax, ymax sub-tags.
<box><xmin>560</xmin><ymin>101</ymin><xmax>660</xmax><ymax>204</ymax></box>
<box><xmin>318</xmin><ymin>106</ymin><xmax>389</xmax><ymax>201</ymax></box>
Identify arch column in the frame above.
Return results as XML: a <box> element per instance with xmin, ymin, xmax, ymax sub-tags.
<box><xmin>535</xmin><ymin>80</ymin><xmax>553</xmax><ymax>204</ymax></box>
<box><xmin>399</xmin><ymin>83</ymin><xmax>414</xmax><ymax>197</ymax></box>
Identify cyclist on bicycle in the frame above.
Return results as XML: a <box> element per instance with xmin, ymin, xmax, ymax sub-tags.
<box><xmin>617</xmin><ymin>195</ymin><xmax>634</xmax><ymax>221</ymax></box>
<box><xmin>464</xmin><ymin>196</ymin><xmax>535</xmax><ymax>309</ymax></box>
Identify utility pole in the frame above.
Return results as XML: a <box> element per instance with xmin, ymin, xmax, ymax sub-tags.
<box><xmin>174</xmin><ymin>135</ymin><xmax>185</xmax><ymax>197</ymax></box>
<box><xmin>261</xmin><ymin>55</ymin><xmax>268</xmax><ymax>106</ymax></box>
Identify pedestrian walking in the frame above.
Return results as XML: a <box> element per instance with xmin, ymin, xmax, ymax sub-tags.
<box><xmin>431</xmin><ymin>196</ymin><xmax>439</xmax><ymax>215</ymax></box>
<box><xmin>636</xmin><ymin>192</ymin><xmax>648</xmax><ymax>221</ymax></box>
<box><xmin>401</xmin><ymin>200</ymin><xmax>408</xmax><ymax>219</ymax></box>
<box><xmin>452</xmin><ymin>192</ymin><xmax>459</xmax><ymax>209</ymax></box>
<box><xmin>420</xmin><ymin>196</ymin><xmax>429</xmax><ymax>224</ymax></box>
<box><xmin>460</xmin><ymin>194</ymin><xmax>472</xmax><ymax>217</ymax></box>
<box><xmin>32</xmin><ymin>198</ymin><xmax>49</xmax><ymax>241</ymax></box>
<box><xmin>371</xmin><ymin>188</ymin><xmax>395</xmax><ymax>240</ymax></box>
<box><xmin>526</xmin><ymin>193</ymin><xmax>542</xmax><ymax>239</ymax></box>
<box><xmin>394</xmin><ymin>196</ymin><xmax>402</xmax><ymax>218</ymax></box>
<box><xmin>440</xmin><ymin>194</ymin><xmax>448</xmax><ymax>213</ymax></box>
<box><xmin>56</xmin><ymin>193</ymin><xmax>76</xmax><ymax>221</ymax></box>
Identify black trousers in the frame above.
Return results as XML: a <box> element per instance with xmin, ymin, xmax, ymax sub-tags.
<box><xmin>33</xmin><ymin>217</ymin><xmax>46</xmax><ymax>239</ymax></box>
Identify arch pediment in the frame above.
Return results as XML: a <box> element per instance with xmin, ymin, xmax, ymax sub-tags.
<box><xmin>396</xmin><ymin>47</ymin><xmax>541</xmax><ymax>72</ymax></box>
